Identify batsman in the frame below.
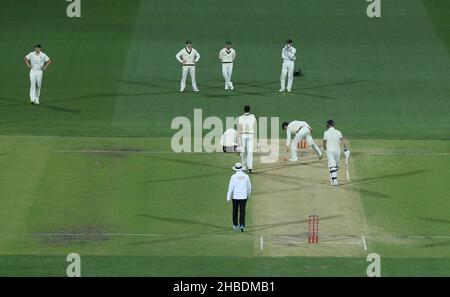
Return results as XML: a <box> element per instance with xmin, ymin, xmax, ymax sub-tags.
<box><xmin>322</xmin><ymin>120</ymin><xmax>350</xmax><ymax>186</ymax></box>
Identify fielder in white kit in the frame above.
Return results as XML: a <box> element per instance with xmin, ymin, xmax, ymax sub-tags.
<box><xmin>323</xmin><ymin>120</ymin><xmax>350</xmax><ymax>186</ymax></box>
<box><xmin>24</xmin><ymin>45</ymin><xmax>52</xmax><ymax>104</ymax></box>
<box><xmin>238</xmin><ymin>105</ymin><xmax>257</xmax><ymax>173</ymax></box>
<box><xmin>219</xmin><ymin>41</ymin><xmax>236</xmax><ymax>90</ymax></box>
<box><xmin>282</xmin><ymin>120</ymin><xmax>322</xmax><ymax>161</ymax></box>
<box><xmin>176</xmin><ymin>40</ymin><xmax>200</xmax><ymax>92</ymax></box>
<box><xmin>279</xmin><ymin>39</ymin><xmax>296</xmax><ymax>92</ymax></box>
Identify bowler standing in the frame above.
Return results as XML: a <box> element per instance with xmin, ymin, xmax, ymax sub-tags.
<box><xmin>238</xmin><ymin>105</ymin><xmax>257</xmax><ymax>173</ymax></box>
<box><xmin>227</xmin><ymin>162</ymin><xmax>252</xmax><ymax>232</ymax></box>
<box><xmin>219</xmin><ymin>41</ymin><xmax>236</xmax><ymax>90</ymax></box>
<box><xmin>176</xmin><ymin>40</ymin><xmax>200</xmax><ymax>92</ymax></box>
<box><xmin>24</xmin><ymin>44</ymin><xmax>52</xmax><ymax>104</ymax></box>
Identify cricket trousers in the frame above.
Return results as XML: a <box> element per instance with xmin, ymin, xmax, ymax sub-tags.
<box><xmin>232</xmin><ymin>198</ymin><xmax>248</xmax><ymax>227</ymax></box>
<box><xmin>240</xmin><ymin>134</ymin><xmax>254</xmax><ymax>170</ymax></box>
<box><xmin>280</xmin><ymin>61</ymin><xmax>294</xmax><ymax>90</ymax></box>
<box><xmin>326</xmin><ymin>149</ymin><xmax>341</xmax><ymax>183</ymax></box>
<box><xmin>29</xmin><ymin>69</ymin><xmax>43</xmax><ymax>103</ymax></box>
<box><xmin>180</xmin><ymin>65</ymin><xmax>198</xmax><ymax>91</ymax></box>
<box><xmin>222</xmin><ymin>63</ymin><xmax>233</xmax><ymax>88</ymax></box>
<box><xmin>291</xmin><ymin>126</ymin><xmax>322</xmax><ymax>160</ymax></box>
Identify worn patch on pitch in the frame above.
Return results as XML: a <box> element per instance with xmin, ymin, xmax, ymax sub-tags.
<box><xmin>35</xmin><ymin>224</ymin><xmax>111</xmax><ymax>245</ymax></box>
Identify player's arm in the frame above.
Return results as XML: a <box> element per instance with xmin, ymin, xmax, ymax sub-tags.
<box><xmin>43</xmin><ymin>58</ymin><xmax>52</xmax><ymax>70</ymax></box>
<box><xmin>219</xmin><ymin>50</ymin><xmax>223</xmax><ymax>61</ymax></box>
<box><xmin>175</xmin><ymin>50</ymin><xmax>184</xmax><ymax>63</ymax></box>
<box><xmin>247</xmin><ymin>176</ymin><xmax>252</xmax><ymax>198</ymax></box>
<box><xmin>194</xmin><ymin>50</ymin><xmax>200</xmax><ymax>63</ymax></box>
<box><xmin>286</xmin><ymin>127</ymin><xmax>291</xmax><ymax>151</ymax></box>
<box><xmin>232</xmin><ymin>49</ymin><xmax>236</xmax><ymax>60</ymax></box>
<box><xmin>289</xmin><ymin>48</ymin><xmax>297</xmax><ymax>61</ymax></box>
<box><xmin>226</xmin><ymin>176</ymin><xmax>235</xmax><ymax>203</ymax></box>
<box><xmin>237</xmin><ymin>121</ymin><xmax>242</xmax><ymax>145</ymax></box>
<box><xmin>24</xmin><ymin>56</ymin><xmax>31</xmax><ymax>69</ymax></box>
<box><xmin>323</xmin><ymin>139</ymin><xmax>327</xmax><ymax>151</ymax></box>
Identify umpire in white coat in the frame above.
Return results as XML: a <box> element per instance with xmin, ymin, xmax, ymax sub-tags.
<box><xmin>227</xmin><ymin>162</ymin><xmax>252</xmax><ymax>232</ymax></box>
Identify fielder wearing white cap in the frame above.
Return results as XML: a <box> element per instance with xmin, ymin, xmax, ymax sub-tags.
<box><xmin>238</xmin><ymin>105</ymin><xmax>257</xmax><ymax>173</ymax></box>
<box><xmin>226</xmin><ymin>162</ymin><xmax>252</xmax><ymax>232</ymax></box>
<box><xmin>279</xmin><ymin>39</ymin><xmax>296</xmax><ymax>92</ymax></box>
<box><xmin>24</xmin><ymin>44</ymin><xmax>52</xmax><ymax>104</ymax></box>
<box><xmin>323</xmin><ymin>120</ymin><xmax>350</xmax><ymax>186</ymax></box>
<box><xmin>176</xmin><ymin>40</ymin><xmax>200</xmax><ymax>92</ymax></box>
<box><xmin>282</xmin><ymin>120</ymin><xmax>322</xmax><ymax>161</ymax></box>
<box><xmin>219</xmin><ymin>41</ymin><xmax>236</xmax><ymax>90</ymax></box>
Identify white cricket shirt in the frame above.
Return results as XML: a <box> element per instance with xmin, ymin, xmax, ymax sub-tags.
<box><xmin>281</xmin><ymin>46</ymin><xmax>296</xmax><ymax>63</ymax></box>
<box><xmin>219</xmin><ymin>48</ymin><xmax>236</xmax><ymax>63</ymax></box>
<box><xmin>286</xmin><ymin>120</ymin><xmax>310</xmax><ymax>146</ymax></box>
<box><xmin>176</xmin><ymin>47</ymin><xmax>200</xmax><ymax>66</ymax></box>
<box><xmin>26</xmin><ymin>52</ymin><xmax>50</xmax><ymax>71</ymax></box>
<box><xmin>323</xmin><ymin>127</ymin><xmax>343</xmax><ymax>151</ymax></box>
<box><xmin>238</xmin><ymin>113</ymin><xmax>256</xmax><ymax>134</ymax></box>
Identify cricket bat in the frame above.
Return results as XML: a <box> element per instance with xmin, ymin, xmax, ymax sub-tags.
<box><xmin>345</xmin><ymin>156</ymin><xmax>350</xmax><ymax>182</ymax></box>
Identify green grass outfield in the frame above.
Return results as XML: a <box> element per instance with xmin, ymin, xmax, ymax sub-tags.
<box><xmin>0</xmin><ymin>0</ymin><xmax>449</xmax><ymax>276</ymax></box>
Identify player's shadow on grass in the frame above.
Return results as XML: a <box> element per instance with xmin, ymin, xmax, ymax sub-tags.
<box><xmin>138</xmin><ymin>171</ymin><xmax>229</xmax><ymax>184</ymax></box>
<box><xmin>144</xmin><ymin>154</ymin><xmax>228</xmax><ymax>170</ymax></box>
<box><xmin>417</xmin><ymin>216</ymin><xmax>450</xmax><ymax>225</ymax></box>
<box><xmin>39</xmin><ymin>104</ymin><xmax>80</xmax><ymax>113</ymax></box>
<box><xmin>257</xmin><ymin>169</ymin><xmax>392</xmax><ymax>199</ymax></box>
<box><xmin>421</xmin><ymin>240</ymin><xmax>450</xmax><ymax>248</ymax></box>
<box><xmin>138</xmin><ymin>214</ymin><xmax>228</xmax><ymax>231</ymax></box>
<box><xmin>127</xmin><ymin>214</ymin><xmax>342</xmax><ymax>246</ymax></box>
<box><xmin>248</xmin><ymin>215</ymin><xmax>341</xmax><ymax>233</ymax></box>
<box><xmin>347</xmin><ymin>169</ymin><xmax>428</xmax><ymax>186</ymax></box>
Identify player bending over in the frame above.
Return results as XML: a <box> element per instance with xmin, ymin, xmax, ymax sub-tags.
<box><xmin>322</xmin><ymin>120</ymin><xmax>350</xmax><ymax>186</ymax></box>
<box><xmin>282</xmin><ymin>120</ymin><xmax>322</xmax><ymax>161</ymax></box>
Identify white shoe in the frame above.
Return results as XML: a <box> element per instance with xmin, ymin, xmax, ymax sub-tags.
<box><xmin>333</xmin><ymin>180</ymin><xmax>339</xmax><ymax>186</ymax></box>
<box><xmin>35</xmin><ymin>101</ymin><xmax>39</xmax><ymax>105</ymax></box>
<box><xmin>278</xmin><ymin>89</ymin><xmax>285</xmax><ymax>92</ymax></box>
<box><xmin>193</xmin><ymin>89</ymin><xmax>199</xmax><ymax>92</ymax></box>
<box><xmin>287</xmin><ymin>89</ymin><xmax>291</xmax><ymax>92</ymax></box>
<box><xmin>229</xmin><ymin>83</ymin><xmax>234</xmax><ymax>90</ymax></box>
<box><xmin>319</xmin><ymin>154</ymin><xmax>323</xmax><ymax>160</ymax></box>
<box><xmin>288</xmin><ymin>158</ymin><xmax>298</xmax><ymax>162</ymax></box>
<box><xmin>225</xmin><ymin>85</ymin><xmax>229</xmax><ymax>90</ymax></box>
<box><xmin>180</xmin><ymin>88</ymin><xmax>184</xmax><ymax>92</ymax></box>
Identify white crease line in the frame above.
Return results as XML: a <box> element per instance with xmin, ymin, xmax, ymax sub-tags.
<box><xmin>362</xmin><ymin>236</ymin><xmax>368</xmax><ymax>251</ymax></box>
<box><xmin>260</xmin><ymin>236</ymin><xmax>264</xmax><ymax>251</ymax></box>
<box><xmin>52</xmin><ymin>150</ymin><xmax>450</xmax><ymax>157</ymax></box>
<box><xmin>356</xmin><ymin>152</ymin><xmax>450</xmax><ymax>156</ymax></box>
<box><xmin>53</xmin><ymin>150</ymin><xmax>204</xmax><ymax>154</ymax></box>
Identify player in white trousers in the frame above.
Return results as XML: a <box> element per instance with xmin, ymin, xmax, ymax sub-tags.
<box><xmin>323</xmin><ymin>120</ymin><xmax>350</xmax><ymax>186</ymax></box>
<box><xmin>175</xmin><ymin>40</ymin><xmax>200</xmax><ymax>92</ymax></box>
<box><xmin>24</xmin><ymin>45</ymin><xmax>51</xmax><ymax>104</ymax></box>
<box><xmin>279</xmin><ymin>39</ymin><xmax>296</xmax><ymax>92</ymax></box>
<box><xmin>238</xmin><ymin>105</ymin><xmax>257</xmax><ymax>173</ymax></box>
<box><xmin>219</xmin><ymin>41</ymin><xmax>236</xmax><ymax>90</ymax></box>
<box><xmin>282</xmin><ymin>120</ymin><xmax>322</xmax><ymax>161</ymax></box>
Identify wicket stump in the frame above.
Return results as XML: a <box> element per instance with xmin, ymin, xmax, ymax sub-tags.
<box><xmin>308</xmin><ymin>215</ymin><xmax>319</xmax><ymax>243</ymax></box>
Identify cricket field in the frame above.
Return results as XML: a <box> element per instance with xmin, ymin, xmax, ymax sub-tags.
<box><xmin>0</xmin><ymin>0</ymin><xmax>449</xmax><ymax>276</ymax></box>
